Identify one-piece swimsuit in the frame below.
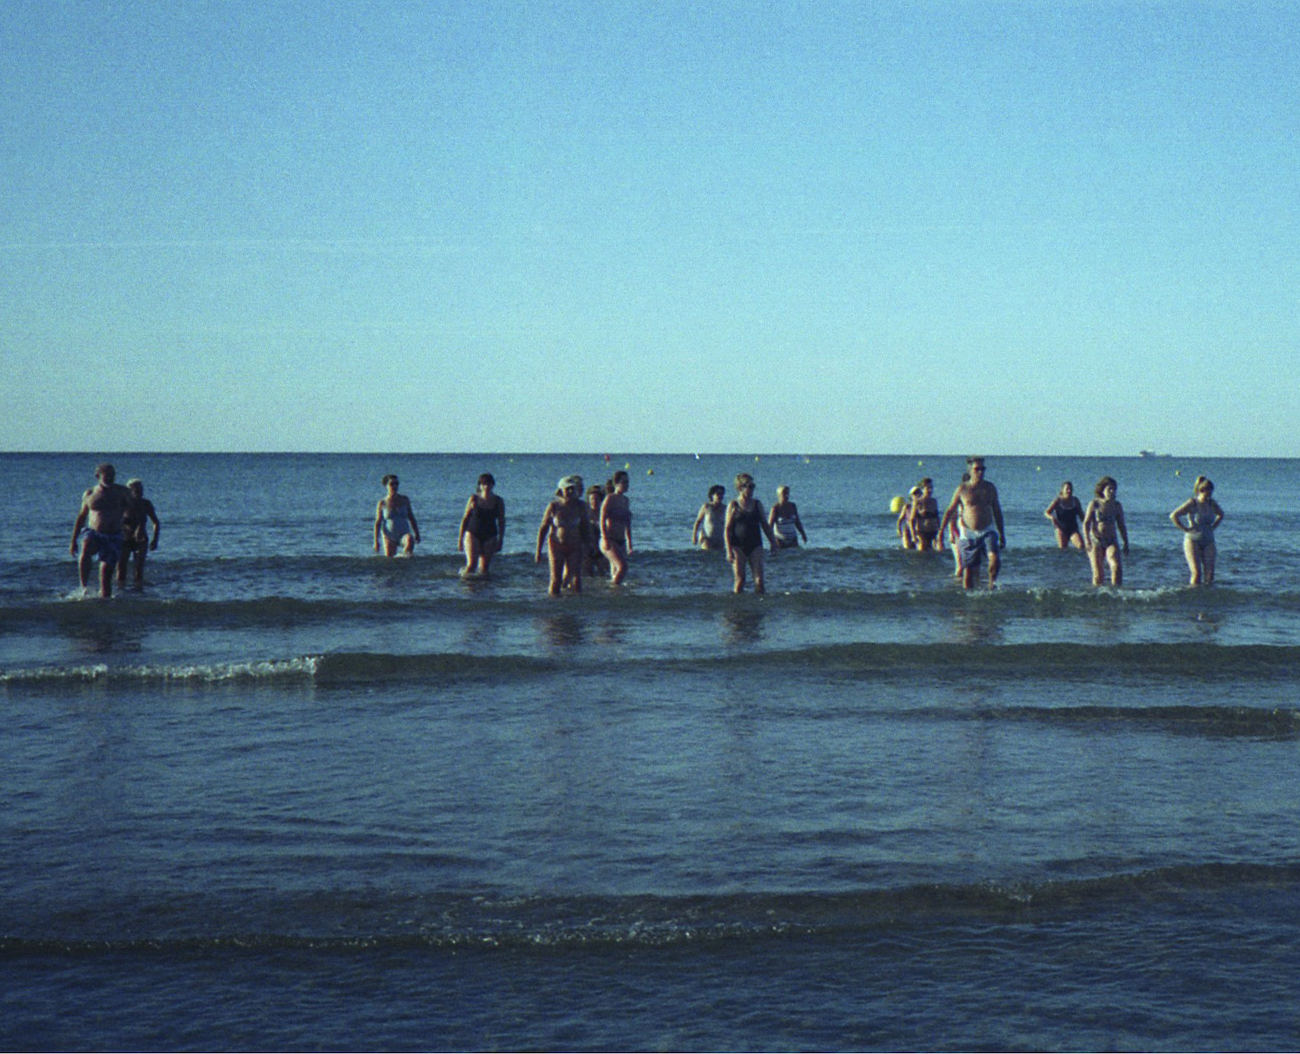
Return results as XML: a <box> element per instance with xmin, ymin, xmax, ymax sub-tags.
<box><xmin>466</xmin><ymin>497</ymin><xmax>500</xmax><ymax>543</ymax></box>
<box><xmin>1053</xmin><ymin>499</ymin><xmax>1082</xmax><ymax>535</ymax></box>
<box><xmin>1187</xmin><ymin>504</ymin><xmax>1217</xmax><ymax>547</ymax></box>
<box><xmin>729</xmin><ymin>501</ymin><xmax>764</xmax><ymax>556</ymax></box>
<box><xmin>381</xmin><ymin>500</ymin><xmax>412</xmax><ymax>541</ymax></box>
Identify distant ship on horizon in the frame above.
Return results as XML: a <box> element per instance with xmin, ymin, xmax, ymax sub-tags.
<box><xmin>1138</xmin><ymin>449</ymin><xmax>1173</xmax><ymax>459</ymax></box>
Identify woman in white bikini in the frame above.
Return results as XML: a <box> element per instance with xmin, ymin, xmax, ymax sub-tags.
<box><xmin>1170</xmin><ymin>476</ymin><xmax>1224</xmax><ymax>586</ymax></box>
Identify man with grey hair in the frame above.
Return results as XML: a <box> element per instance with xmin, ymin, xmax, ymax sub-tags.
<box><xmin>939</xmin><ymin>456</ymin><xmax>1006</xmax><ymax>590</ymax></box>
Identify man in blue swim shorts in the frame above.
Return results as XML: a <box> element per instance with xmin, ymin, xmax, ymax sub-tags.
<box><xmin>69</xmin><ymin>462</ymin><xmax>132</xmax><ymax>597</ymax></box>
<box><xmin>939</xmin><ymin>457</ymin><xmax>1007</xmax><ymax>590</ymax></box>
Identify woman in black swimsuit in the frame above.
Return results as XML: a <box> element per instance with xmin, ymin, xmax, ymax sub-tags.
<box><xmin>1044</xmin><ymin>481</ymin><xmax>1085</xmax><ymax>550</ymax></box>
<box><xmin>600</xmin><ymin>471</ymin><xmax>633</xmax><ymax>585</ymax></box>
<box><xmin>724</xmin><ymin>473</ymin><xmax>777</xmax><ymax>594</ymax></box>
<box><xmin>458</xmin><ymin>473</ymin><xmax>506</xmax><ymax>576</ymax></box>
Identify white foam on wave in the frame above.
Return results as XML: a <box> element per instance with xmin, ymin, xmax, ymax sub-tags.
<box><xmin>0</xmin><ymin>656</ymin><xmax>322</xmax><ymax>685</ymax></box>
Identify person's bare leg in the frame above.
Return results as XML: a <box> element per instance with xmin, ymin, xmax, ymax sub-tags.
<box><xmin>1089</xmin><ymin>546</ymin><xmax>1105</xmax><ymax>586</ymax></box>
<box><xmin>1183</xmin><ymin>536</ymin><xmax>1201</xmax><ymax>585</ymax></box>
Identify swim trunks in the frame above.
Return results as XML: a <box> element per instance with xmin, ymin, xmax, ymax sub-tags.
<box><xmin>79</xmin><ymin>528</ymin><xmax>124</xmax><ymax>567</ymax></box>
<box><xmin>957</xmin><ymin>524</ymin><xmax>1000</xmax><ymax>569</ymax></box>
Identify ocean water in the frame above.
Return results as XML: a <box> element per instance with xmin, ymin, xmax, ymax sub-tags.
<box><xmin>2</xmin><ymin>451</ymin><xmax>1299</xmax><ymax>1051</ymax></box>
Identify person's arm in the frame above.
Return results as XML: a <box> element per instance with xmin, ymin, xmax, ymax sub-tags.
<box><xmin>692</xmin><ymin>505</ymin><xmax>707</xmax><ymax>545</ymax></box>
<box><xmin>938</xmin><ymin>490</ymin><xmax>961</xmax><ymax>540</ymax></box>
<box><xmin>147</xmin><ymin>502</ymin><xmax>161</xmax><ymax>550</ymax></box>
<box><xmin>535</xmin><ymin>504</ymin><xmax>553</xmax><ymax>562</ymax></box>
<box><xmin>992</xmin><ymin>490</ymin><xmax>1006</xmax><ymax>548</ymax></box>
<box><xmin>757</xmin><ymin>502</ymin><xmax>778</xmax><ymax>549</ymax></box>
<box><xmin>71</xmin><ymin>493</ymin><xmax>89</xmax><ymax>555</ymax></box>
<box><xmin>724</xmin><ymin>502</ymin><xmax>737</xmax><ymax>562</ymax></box>
<box><xmin>794</xmin><ymin>505</ymin><xmax>807</xmax><ymax>542</ymax></box>
<box><xmin>457</xmin><ymin>497</ymin><xmax>474</xmax><ymax>551</ymax></box>
<box><xmin>1169</xmin><ymin>499</ymin><xmax>1193</xmax><ymax>531</ymax></box>
<box><xmin>1044</xmin><ymin>498</ymin><xmax>1060</xmax><ymax>521</ymax></box>
<box><xmin>1210</xmin><ymin>499</ymin><xmax>1224</xmax><ymax>530</ymax></box>
<box><xmin>404</xmin><ymin>496</ymin><xmax>420</xmax><ymax>544</ymax></box>
<box><xmin>1082</xmin><ymin>500</ymin><xmax>1097</xmax><ymax>548</ymax></box>
<box><xmin>496</xmin><ymin>497</ymin><xmax>506</xmax><ymax>548</ymax></box>
<box><xmin>374</xmin><ymin>500</ymin><xmax>385</xmax><ymax>551</ymax></box>
<box><xmin>599</xmin><ymin>496</ymin><xmax>612</xmax><ymax>549</ymax></box>
<box><xmin>1117</xmin><ymin>503</ymin><xmax>1129</xmax><ymax>551</ymax></box>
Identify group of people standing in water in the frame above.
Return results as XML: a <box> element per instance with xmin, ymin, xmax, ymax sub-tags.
<box><xmin>892</xmin><ymin>457</ymin><xmax>1225</xmax><ymax>590</ymax></box>
<box><xmin>68</xmin><ymin>463</ymin><xmax>162</xmax><ymax>598</ymax></box>
<box><xmin>1041</xmin><ymin>473</ymin><xmax>1224</xmax><ymax>587</ymax></box>
<box><xmin>375</xmin><ymin>468</ymin><xmax>809</xmax><ymax>594</ymax></box>
<box><xmin>66</xmin><ymin>459</ymin><xmax>1225</xmax><ymax>600</ymax></box>
<box><xmin>373</xmin><ymin>458</ymin><xmax>1226</xmax><ymax>595</ymax></box>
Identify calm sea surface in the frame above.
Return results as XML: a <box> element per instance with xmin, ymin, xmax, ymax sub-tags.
<box><xmin>2</xmin><ymin>452</ymin><xmax>1299</xmax><ymax>1051</ymax></box>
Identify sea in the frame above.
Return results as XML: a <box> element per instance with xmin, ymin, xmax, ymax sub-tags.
<box><xmin>2</xmin><ymin>451</ymin><xmax>1298</xmax><ymax>1052</ymax></box>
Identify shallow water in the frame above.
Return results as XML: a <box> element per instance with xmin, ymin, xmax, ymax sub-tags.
<box><xmin>2</xmin><ymin>453</ymin><xmax>1299</xmax><ymax>1050</ymax></box>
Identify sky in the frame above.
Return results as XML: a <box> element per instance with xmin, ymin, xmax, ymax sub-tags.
<box><xmin>2</xmin><ymin>0</ymin><xmax>1297</xmax><ymax>455</ymax></box>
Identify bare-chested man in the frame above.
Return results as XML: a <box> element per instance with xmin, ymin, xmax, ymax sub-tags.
<box><xmin>70</xmin><ymin>463</ymin><xmax>132</xmax><ymax>597</ymax></box>
<box><xmin>939</xmin><ymin>456</ymin><xmax>1006</xmax><ymax>590</ymax></box>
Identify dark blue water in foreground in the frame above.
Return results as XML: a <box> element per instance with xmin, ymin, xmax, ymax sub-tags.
<box><xmin>2</xmin><ymin>453</ymin><xmax>1299</xmax><ymax>1051</ymax></box>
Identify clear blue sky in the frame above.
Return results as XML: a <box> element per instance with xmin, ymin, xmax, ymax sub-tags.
<box><xmin>3</xmin><ymin>0</ymin><xmax>1296</xmax><ymax>455</ymax></box>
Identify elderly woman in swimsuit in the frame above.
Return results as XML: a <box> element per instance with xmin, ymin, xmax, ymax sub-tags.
<box><xmin>457</xmin><ymin>473</ymin><xmax>506</xmax><ymax>576</ymax></box>
<box><xmin>769</xmin><ymin>485</ymin><xmax>807</xmax><ymax>550</ymax></box>
<box><xmin>536</xmin><ymin>476</ymin><xmax>591</xmax><ymax>595</ymax></box>
<box><xmin>1082</xmin><ymin>476</ymin><xmax>1129</xmax><ymax>586</ymax></box>
<box><xmin>692</xmin><ymin>485</ymin><xmax>727</xmax><ymax>550</ymax></box>
<box><xmin>600</xmin><ymin>470</ymin><xmax>633</xmax><ymax>585</ymax></box>
<box><xmin>907</xmin><ymin>478</ymin><xmax>941</xmax><ymax>552</ymax></box>
<box><xmin>1044</xmin><ymin>481</ymin><xmax>1086</xmax><ymax>550</ymax></box>
<box><xmin>1170</xmin><ymin>476</ymin><xmax>1224</xmax><ymax>586</ymax></box>
<box><xmin>374</xmin><ymin>474</ymin><xmax>421</xmax><ymax>557</ymax></box>
<box><xmin>897</xmin><ymin>487</ymin><xmax>920</xmax><ymax>549</ymax></box>
<box><xmin>725</xmin><ymin>472</ymin><xmax>777</xmax><ymax>594</ymax></box>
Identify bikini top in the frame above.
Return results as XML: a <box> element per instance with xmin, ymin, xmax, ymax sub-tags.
<box><xmin>553</xmin><ymin>502</ymin><xmax>585</xmax><ymax>531</ymax></box>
